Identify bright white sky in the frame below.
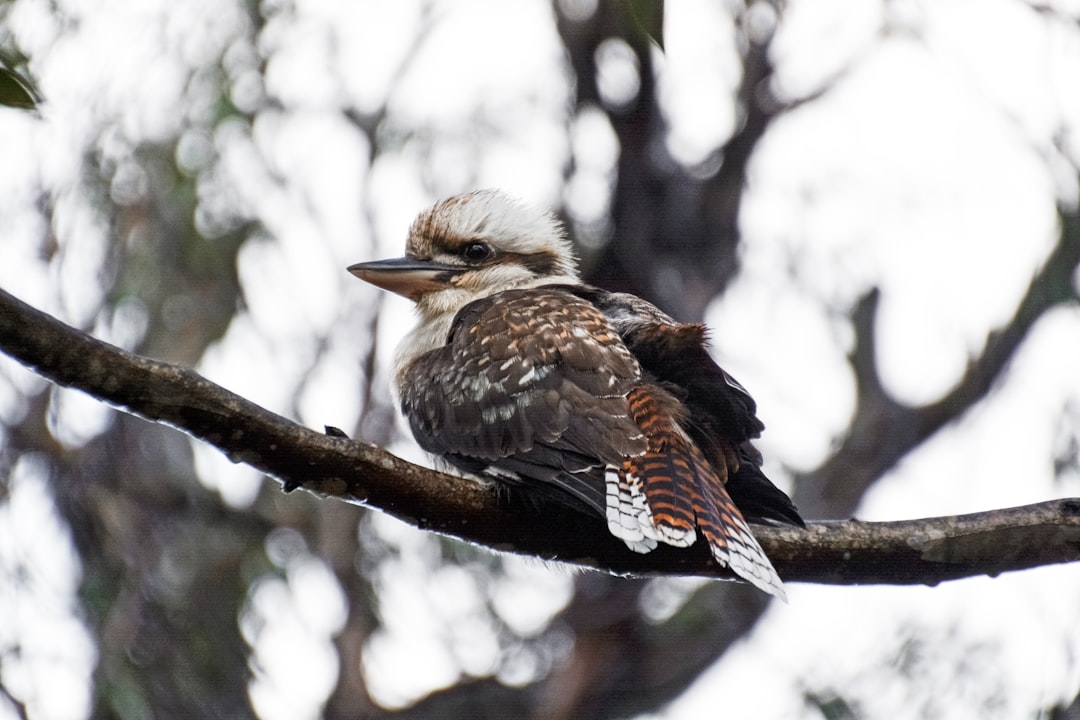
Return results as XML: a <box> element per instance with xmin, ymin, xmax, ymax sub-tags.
<box><xmin>1</xmin><ymin>0</ymin><xmax>1080</xmax><ymax>718</ymax></box>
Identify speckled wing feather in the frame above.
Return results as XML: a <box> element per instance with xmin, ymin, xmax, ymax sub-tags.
<box><xmin>399</xmin><ymin>287</ymin><xmax>647</xmax><ymax>515</ymax></box>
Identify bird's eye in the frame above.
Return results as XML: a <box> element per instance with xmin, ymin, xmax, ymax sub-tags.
<box><xmin>462</xmin><ymin>242</ymin><xmax>492</xmax><ymax>262</ymax></box>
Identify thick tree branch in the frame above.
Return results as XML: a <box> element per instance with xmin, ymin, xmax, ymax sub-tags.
<box><xmin>2</xmin><ymin>286</ymin><xmax>1078</xmax><ymax>587</ymax></box>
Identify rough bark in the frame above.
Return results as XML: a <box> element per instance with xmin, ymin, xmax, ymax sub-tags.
<box><xmin>3</xmin><ymin>285</ymin><xmax>1078</xmax><ymax>588</ymax></box>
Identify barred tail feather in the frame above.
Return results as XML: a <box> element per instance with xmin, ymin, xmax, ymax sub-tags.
<box><xmin>696</xmin><ymin>472</ymin><xmax>787</xmax><ymax>601</ymax></box>
<box><xmin>604</xmin><ymin>465</ymin><xmax>658</xmax><ymax>553</ymax></box>
<box><xmin>612</xmin><ymin>384</ymin><xmax>788</xmax><ymax>599</ymax></box>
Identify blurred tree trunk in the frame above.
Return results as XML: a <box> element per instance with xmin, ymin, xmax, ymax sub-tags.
<box><xmin>561</xmin><ymin>1</ymin><xmax>768</xmax><ymax>322</ymax></box>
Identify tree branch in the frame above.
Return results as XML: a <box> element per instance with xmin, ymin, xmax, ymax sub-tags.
<box><xmin>2</xmin><ymin>285</ymin><xmax>1078</xmax><ymax>587</ymax></box>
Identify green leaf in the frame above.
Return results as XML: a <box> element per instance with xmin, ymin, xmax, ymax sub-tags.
<box><xmin>622</xmin><ymin>0</ymin><xmax>664</xmax><ymax>52</ymax></box>
<box><xmin>0</xmin><ymin>66</ymin><xmax>41</xmax><ymax>110</ymax></box>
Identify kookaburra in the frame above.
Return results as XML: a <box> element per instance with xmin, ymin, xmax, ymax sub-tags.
<box><xmin>348</xmin><ymin>190</ymin><xmax>803</xmax><ymax>598</ymax></box>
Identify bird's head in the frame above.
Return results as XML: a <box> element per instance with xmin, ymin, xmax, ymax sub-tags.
<box><xmin>349</xmin><ymin>190</ymin><xmax>580</xmax><ymax>321</ymax></box>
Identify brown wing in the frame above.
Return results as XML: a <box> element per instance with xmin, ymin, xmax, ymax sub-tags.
<box><xmin>399</xmin><ymin>287</ymin><xmax>647</xmax><ymax>515</ymax></box>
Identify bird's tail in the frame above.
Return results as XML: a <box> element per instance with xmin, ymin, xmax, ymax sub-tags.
<box><xmin>605</xmin><ymin>384</ymin><xmax>787</xmax><ymax>600</ymax></box>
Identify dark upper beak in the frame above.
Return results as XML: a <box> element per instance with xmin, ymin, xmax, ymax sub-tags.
<box><xmin>347</xmin><ymin>256</ymin><xmax>463</xmax><ymax>301</ymax></box>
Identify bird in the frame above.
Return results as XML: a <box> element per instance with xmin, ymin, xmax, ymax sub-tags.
<box><xmin>348</xmin><ymin>190</ymin><xmax>803</xmax><ymax>598</ymax></box>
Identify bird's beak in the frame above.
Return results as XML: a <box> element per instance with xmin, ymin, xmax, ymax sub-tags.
<box><xmin>347</xmin><ymin>257</ymin><xmax>463</xmax><ymax>302</ymax></box>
